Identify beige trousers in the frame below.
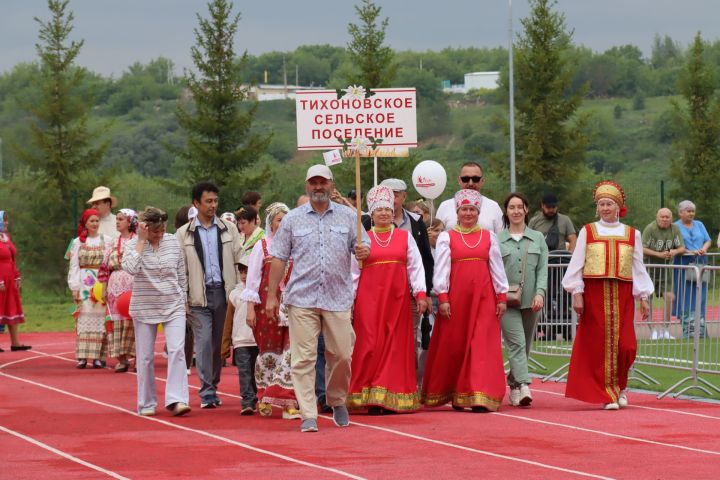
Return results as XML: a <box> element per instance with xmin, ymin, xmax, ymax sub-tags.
<box><xmin>288</xmin><ymin>306</ymin><xmax>355</xmax><ymax>420</ymax></box>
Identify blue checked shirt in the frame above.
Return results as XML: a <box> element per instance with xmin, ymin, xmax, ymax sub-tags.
<box><xmin>269</xmin><ymin>201</ymin><xmax>370</xmax><ymax>311</ymax></box>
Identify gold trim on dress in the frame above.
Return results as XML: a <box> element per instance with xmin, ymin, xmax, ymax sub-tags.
<box><xmin>364</xmin><ymin>260</ymin><xmax>406</xmax><ymax>267</ymax></box>
<box><xmin>422</xmin><ymin>390</ymin><xmax>502</xmax><ymax>411</ymax></box>
<box><xmin>617</xmin><ymin>243</ymin><xmax>633</xmax><ymax>279</ymax></box>
<box><xmin>347</xmin><ymin>386</ymin><xmax>421</xmax><ymax>411</ymax></box>
<box><xmin>451</xmin><ymin>257</ymin><xmax>487</xmax><ymax>263</ymax></box>
<box><xmin>603</xmin><ymin>280</ymin><xmax>620</xmax><ymax>403</ymax></box>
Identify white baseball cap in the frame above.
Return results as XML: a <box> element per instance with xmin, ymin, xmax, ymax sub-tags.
<box><xmin>305</xmin><ymin>164</ymin><xmax>334</xmax><ymax>181</ymax></box>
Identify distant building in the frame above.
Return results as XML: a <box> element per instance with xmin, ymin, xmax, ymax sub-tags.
<box><xmin>442</xmin><ymin>71</ymin><xmax>500</xmax><ymax>94</ymax></box>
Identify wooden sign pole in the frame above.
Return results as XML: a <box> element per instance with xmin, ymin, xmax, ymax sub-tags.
<box><xmin>355</xmin><ymin>149</ymin><xmax>363</xmax><ymax>267</ymax></box>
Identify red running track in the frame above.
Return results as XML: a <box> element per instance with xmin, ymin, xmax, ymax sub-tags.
<box><xmin>1</xmin><ymin>332</ymin><xmax>719</xmax><ymax>479</ymax></box>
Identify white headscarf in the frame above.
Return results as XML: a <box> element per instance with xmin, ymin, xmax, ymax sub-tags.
<box><xmin>264</xmin><ymin>202</ymin><xmax>289</xmax><ymax>239</ymax></box>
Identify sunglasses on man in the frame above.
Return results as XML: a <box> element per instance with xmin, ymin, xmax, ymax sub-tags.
<box><xmin>460</xmin><ymin>175</ymin><xmax>483</xmax><ymax>183</ymax></box>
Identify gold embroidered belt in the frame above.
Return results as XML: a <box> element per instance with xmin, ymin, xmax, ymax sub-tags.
<box><xmin>364</xmin><ymin>260</ymin><xmax>406</xmax><ymax>267</ymax></box>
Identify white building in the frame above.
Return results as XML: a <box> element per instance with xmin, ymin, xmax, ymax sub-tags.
<box><xmin>442</xmin><ymin>71</ymin><xmax>500</xmax><ymax>94</ymax></box>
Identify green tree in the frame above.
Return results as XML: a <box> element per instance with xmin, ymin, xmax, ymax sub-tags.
<box><xmin>671</xmin><ymin>32</ymin><xmax>720</xmax><ymax>231</ymax></box>
<box><xmin>502</xmin><ymin>0</ymin><xmax>589</xmax><ymax>204</ymax></box>
<box><xmin>174</xmin><ymin>0</ymin><xmax>270</xmax><ymax>195</ymax></box>
<box><xmin>16</xmin><ymin>0</ymin><xmax>105</xmax><ymax>194</ymax></box>
<box><xmin>11</xmin><ymin>0</ymin><xmax>107</xmax><ymax>288</ymax></box>
<box><xmin>346</xmin><ymin>0</ymin><xmax>396</xmax><ymax>88</ymax></box>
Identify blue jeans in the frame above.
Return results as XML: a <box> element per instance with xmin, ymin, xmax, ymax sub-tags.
<box><xmin>315</xmin><ymin>333</ymin><xmax>327</xmax><ymax>405</ymax></box>
<box><xmin>190</xmin><ymin>286</ymin><xmax>227</xmax><ymax>402</ymax></box>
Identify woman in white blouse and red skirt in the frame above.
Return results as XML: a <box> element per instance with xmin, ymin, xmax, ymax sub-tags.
<box><xmin>562</xmin><ymin>181</ymin><xmax>653</xmax><ymax>410</ymax></box>
<box><xmin>422</xmin><ymin>189</ymin><xmax>509</xmax><ymax>412</ymax></box>
<box><xmin>347</xmin><ymin>185</ymin><xmax>428</xmax><ymax>414</ymax></box>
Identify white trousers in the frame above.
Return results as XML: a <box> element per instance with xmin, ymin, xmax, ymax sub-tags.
<box><xmin>134</xmin><ymin>315</ymin><xmax>189</xmax><ymax>411</ymax></box>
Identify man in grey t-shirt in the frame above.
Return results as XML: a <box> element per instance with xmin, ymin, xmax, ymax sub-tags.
<box><xmin>528</xmin><ymin>193</ymin><xmax>577</xmax><ymax>252</ymax></box>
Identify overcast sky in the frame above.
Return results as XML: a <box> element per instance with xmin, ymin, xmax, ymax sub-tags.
<box><xmin>2</xmin><ymin>0</ymin><xmax>719</xmax><ymax>77</ymax></box>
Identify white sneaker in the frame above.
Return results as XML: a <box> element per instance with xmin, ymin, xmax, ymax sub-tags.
<box><xmin>651</xmin><ymin>329</ymin><xmax>659</xmax><ymax>340</ymax></box>
<box><xmin>519</xmin><ymin>384</ymin><xmax>533</xmax><ymax>406</ymax></box>
<box><xmin>618</xmin><ymin>391</ymin><xmax>628</xmax><ymax>408</ymax></box>
<box><xmin>508</xmin><ymin>388</ymin><xmax>521</xmax><ymax>406</ymax></box>
<box><xmin>663</xmin><ymin>330</ymin><xmax>674</xmax><ymax>340</ymax></box>
<box><xmin>603</xmin><ymin>402</ymin><xmax>619</xmax><ymax>410</ymax></box>
<box><xmin>139</xmin><ymin>407</ymin><xmax>156</xmax><ymax>416</ymax></box>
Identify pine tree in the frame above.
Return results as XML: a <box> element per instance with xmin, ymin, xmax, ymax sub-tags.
<box><xmin>17</xmin><ymin>0</ymin><xmax>105</xmax><ymax>194</ymax></box>
<box><xmin>671</xmin><ymin>32</ymin><xmax>720</xmax><ymax>228</ymax></box>
<box><xmin>347</xmin><ymin>0</ymin><xmax>396</xmax><ymax>89</ymax></box>
<box><xmin>175</xmin><ymin>0</ymin><xmax>270</xmax><ymax>193</ymax></box>
<box><xmin>12</xmin><ymin>0</ymin><xmax>107</xmax><ymax>288</ymax></box>
<box><xmin>507</xmin><ymin>0</ymin><xmax>588</xmax><ymax>204</ymax></box>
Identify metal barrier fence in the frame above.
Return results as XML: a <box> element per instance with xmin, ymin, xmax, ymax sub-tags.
<box><xmin>530</xmin><ymin>253</ymin><xmax>720</xmax><ymax>399</ymax></box>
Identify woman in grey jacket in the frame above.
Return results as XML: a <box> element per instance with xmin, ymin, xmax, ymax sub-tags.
<box><xmin>498</xmin><ymin>193</ymin><xmax>548</xmax><ymax>407</ymax></box>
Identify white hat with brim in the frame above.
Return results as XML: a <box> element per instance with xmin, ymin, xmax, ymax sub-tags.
<box><xmin>87</xmin><ymin>186</ymin><xmax>117</xmax><ymax>208</ymax></box>
<box><xmin>305</xmin><ymin>164</ymin><xmax>333</xmax><ymax>181</ymax></box>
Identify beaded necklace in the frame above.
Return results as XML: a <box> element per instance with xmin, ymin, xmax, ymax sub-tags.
<box><xmin>453</xmin><ymin>224</ymin><xmax>482</xmax><ymax>249</ymax></box>
<box><xmin>371</xmin><ymin>225</ymin><xmax>394</xmax><ymax>248</ymax></box>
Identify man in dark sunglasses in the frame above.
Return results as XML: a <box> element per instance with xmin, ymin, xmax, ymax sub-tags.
<box><xmin>435</xmin><ymin>161</ymin><xmax>503</xmax><ymax>233</ymax></box>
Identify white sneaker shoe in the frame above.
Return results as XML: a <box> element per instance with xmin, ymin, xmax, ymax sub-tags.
<box><xmin>519</xmin><ymin>384</ymin><xmax>533</xmax><ymax>407</ymax></box>
<box><xmin>663</xmin><ymin>330</ymin><xmax>674</xmax><ymax>340</ymax></box>
<box><xmin>509</xmin><ymin>388</ymin><xmax>521</xmax><ymax>406</ymax></box>
<box><xmin>618</xmin><ymin>391</ymin><xmax>628</xmax><ymax>408</ymax></box>
<box><xmin>603</xmin><ymin>402</ymin><xmax>620</xmax><ymax>410</ymax></box>
<box><xmin>651</xmin><ymin>329</ymin><xmax>659</xmax><ymax>340</ymax></box>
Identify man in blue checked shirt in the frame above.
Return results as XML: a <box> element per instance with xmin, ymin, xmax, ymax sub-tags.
<box><xmin>266</xmin><ymin>164</ymin><xmax>370</xmax><ymax>433</ymax></box>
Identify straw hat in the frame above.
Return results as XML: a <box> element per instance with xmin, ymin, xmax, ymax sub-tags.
<box><xmin>87</xmin><ymin>186</ymin><xmax>117</xmax><ymax>208</ymax></box>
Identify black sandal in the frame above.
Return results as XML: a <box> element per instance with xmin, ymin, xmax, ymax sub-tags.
<box><xmin>76</xmin><ymin>359</ymin><xmax>87</xmax><ymax>369</ymax></box>
<box><xmin>11</xmin><ymin>345</ymin><xmax>32</xmax><ymax>351</ymax></box>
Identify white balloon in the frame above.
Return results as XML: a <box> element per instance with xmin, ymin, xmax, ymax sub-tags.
<box><xmin>412</xmin><ymin>160</ymin><xmax>447</xmax><ymax>200</ymax></box>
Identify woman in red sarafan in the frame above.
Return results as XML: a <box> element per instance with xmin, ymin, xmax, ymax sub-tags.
<box><xmin>562</xmin><ymin>181</ymin><xmax>653</xmax><ymax>410</ymax></box>
<box><xmin>421</xmin><ymin>189</ymin><xmax>509</xmax><ymax>412</ymax></box>
<box><xmin>347</xmin><ymin>185</ymin><xmax>428</xmax><ymax>414</ymax></box>
<box><xmin>0</xmin><ymin>211</ymin><xmax>31</xmax><ymax>352</ymax></box>
<box><xmin>241</xmin><ymin>202</ymin><xmax>301</xmax><ymax>420</ymax></box>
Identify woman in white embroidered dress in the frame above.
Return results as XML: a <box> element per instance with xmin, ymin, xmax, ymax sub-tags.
<box><xmin>67</xmin><ymin>209</ymin><xmax>112</xmax><ymax>369</ymax></box>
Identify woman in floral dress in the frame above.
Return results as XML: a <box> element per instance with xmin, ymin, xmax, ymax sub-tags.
<box><xmin>67</xmin><ymin>208</ymin><xmax>112</xmax><ymax>369</ymax></box>
<box><xmin>98</xmin><ymin>208</ymin><xmax>137</xmax><ymax>372</ymax></box>
<box><xmin>241</xmin><ymin>202</ymin><xmax>300</xmax><ymax>420</ymax></box>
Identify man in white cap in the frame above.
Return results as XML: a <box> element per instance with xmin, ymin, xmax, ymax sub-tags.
<box><xmin>435</xmin><ymin>162</ymin><xmax>503</xmax><ymax>233</ymax></box>
<box><xmin>373</xmin><ymin>178</ymin><xmax>434</xmax><ymax>384</ymax></box>
<box><xmin>87</xmin><ymin>186</ymin><xmax>119</xmax><ymax>239</ymax></box>
<box><xmin>266</xmin><ymin>164</ymin><xmax>370</xmax><ymax>433</ymax></box>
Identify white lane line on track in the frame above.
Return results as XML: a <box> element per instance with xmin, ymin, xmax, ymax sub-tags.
<box><xmin>0</xmin><ymin>355</ymin><xmax>47</xmax><ymax>369</ymax></box>
<box><xmin>0</xmin><ymin>371</ymin><xmax>365</xmax><ymax>480</ymax></box>
<box><xmin>0</xmin><ymin>424</ymin><xmax>129</xmax><ymax>479</ymax></box>
<box><xmin>8</xmin><ymin>351</ymin><xmax>611</xmax><ymax>479</ymax></box>
<box><xmin>323</xmin><ymin>416</ymin><xmax>615</xmax><ymax>480</ymax></box>
<box><xmin>493</xmin><ymin>411</ymin><xmax>720</xmax><ymax>456</ymax></box>
<box><xmin>533</xmin><ymin>387</ymin><xmax>720</xmax><ymax>421</ymax></box>
<box><xmin>29</xmin><ymin>349</ymin><xmax>245</xmax><ymax>400</ymax></box>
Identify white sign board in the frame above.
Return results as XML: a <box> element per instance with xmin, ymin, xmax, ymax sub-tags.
<box><xmin>296</xmin><ymin>88</ymin><xmax>417</xmax><ymax>153</ymax></box>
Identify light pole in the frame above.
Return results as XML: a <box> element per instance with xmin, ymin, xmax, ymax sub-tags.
<box><xmin>508</xmin><ymin>0</ymin><xmax>517</xmax><ymax>192</ymax></box>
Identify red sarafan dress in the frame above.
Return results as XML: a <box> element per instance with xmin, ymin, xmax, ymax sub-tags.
<box><xmin>421</xmin><ymin>228</ymin><xmax>508</xmax><ymax>411</ymax></box>
<box><xmin>562</xmin><ymin>222</ymin><xmax>653</xmax><ymax>405</ymax></box>
<box><xmin>241</xmin><ymin>238</ymin><xmax>297</xmax><ymax>407</ymax></box>
<box><xmin>348</xmin><ymin>228</ymin><xmax>426</xmax><ymax>412</ymax></box>
<box><xmin>0</xmin><ymin>233</ymin><xmax>24</xmax><ymax>325</ymax></box>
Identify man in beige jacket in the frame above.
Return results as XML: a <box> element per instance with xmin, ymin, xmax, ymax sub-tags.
<box><xmin>176</xmin><ymin>182</ymin><xmax>241</xmax><ymax>408</ymax></box>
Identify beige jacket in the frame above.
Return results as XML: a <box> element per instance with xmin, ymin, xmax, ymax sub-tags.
<box><xmin>176</xmin><ymin>217</ymin><xmax>241</xmax><ymax>307</ymax></box>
